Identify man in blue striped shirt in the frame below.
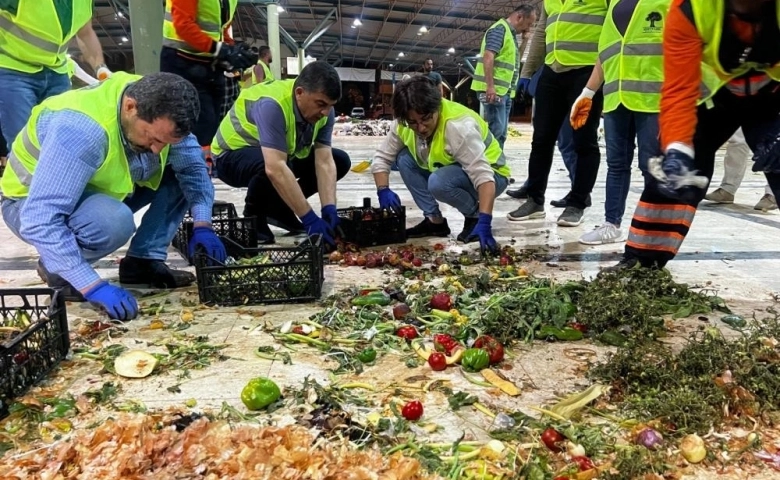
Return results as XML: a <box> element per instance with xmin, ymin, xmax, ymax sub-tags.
<box><xmin>1</xmin><ymin>72</ymin><xmax>226</xmax><ymax>321</ymax></box>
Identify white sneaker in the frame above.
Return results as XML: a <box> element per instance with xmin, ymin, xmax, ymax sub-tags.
<box><xmin>579</xmin><ymin>223</ymin><xmax>623</xmax><ymax>245</ymax></box>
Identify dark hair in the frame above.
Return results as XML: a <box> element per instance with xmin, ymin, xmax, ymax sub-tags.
<box><xmin>294</xmin><ymin>61</ymin><xmax>341</xmax><ymax>101</ymax></box>
<box><xmin>124</xmin><ymin>72</ymin><xmax>199</xmax><ymax>137</ymax></box>
<box><xmin>513</xmin><ymin>4</ymin><xmax>538</xmax><ymax>17</ymax></box>
<box><xmin>392</xmin><ymin>76</ymin><xmax>441</xmax><ymax>124</ymax></box>
<box><xmin>258</xmin><ymin>45</ymin><xmax>271</xmax><ymax>59</ymax></box>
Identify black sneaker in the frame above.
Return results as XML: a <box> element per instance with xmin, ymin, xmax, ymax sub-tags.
<box><xmin>406</xmin><ymin>218</ymin><xmax>451</xmax><ymax>238</ymax></box>
<box><xmin>36</xmin><ymin>261</ymin><xmax>85</xmax><ymax>302</ymax></box>
<box><xmin>505</xmin><ymin>185</ymin><xmax>528</xmax><ymax>199</ymax></box>
<box><xmin>243</xmin><ymin>208</ymin><xmax>276</xmax><ymax>244</ymax></box>
<box><xmin>457</xmin><ymin>216</ymin><xmax>479</xmax><ymax>243</ymax></box>
<box><xmin>119</xmin><ymin>256</ymin><xmax>195</xmax><ymax>288</ymax></box>
<box><xmin>551</xmin><ymin>192</ymin><xmax>592</xmax><ymax>208</ymax></box>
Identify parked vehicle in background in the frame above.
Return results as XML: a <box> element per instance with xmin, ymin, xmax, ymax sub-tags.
<box><xmin>351</xmin><ymin>107</ymin><xmax>365</xmax><ymax>119</ymax></box>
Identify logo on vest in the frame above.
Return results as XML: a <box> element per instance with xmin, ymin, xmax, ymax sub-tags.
<box><xmin>644</xmin><ymin>12</ymin><xmax>663</xmax><ymax>32</ymax></box>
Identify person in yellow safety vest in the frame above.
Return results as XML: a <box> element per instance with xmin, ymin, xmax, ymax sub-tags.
<box><xmin>568</xmin><ymin>0</ymin><xmax>670</xmax><ymax>246</ymax></box>
<box><xmin>0</xmin><ymin>73</ymin><xmax>226</xmax><ymax>321</ymax></box>
<box><xmin>0</xmin><ymin>0</ymin><xmax>110</xmax><ymax>172</ymax></box>
<box><xmin>471</xmin><ymin>4</ymin><xmax>538</xmax><ymax>149</ymax></box>
<box><xmin>507</xmin><ymin>0</ymin><xmax>609</xmax><ymax>228</ymax></box>
<box><xmin>160</xmin><ymin>0</ymin><xmax>258</xmax><ymax>172</ymax></box>
<box><xmin>211</xmin><ymin>61</ymin><xmax>352</xmax><ymax>248</ymax></box>
<box><xmin>372</xmin><ymin>76</ymin><xmax>512</xmax><ymax>254</ymax></box>
<box><xmin>602</xmin><ymin>0</ymin><xmax>780</xmax><ymax>271</ymax></box>
<box><xmin>242</xmin><ymin>45</ymin><xmax>273</xmax><ymax>88</ymax></box>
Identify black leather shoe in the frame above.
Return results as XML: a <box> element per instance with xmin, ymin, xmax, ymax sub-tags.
<box><xmin>37</xmin><ymin>261</ymin><xmax>86</xmax><ymax>302</ymax></box>
<box><xmin>119</xmin><ymin>256</ymin><xmax>195</xmax><ymax>288</ymax></box>
<box><xmin>457</xmin><ymin>217</ymin><xmax>479</xmax><ymax>243</ymax></box>
<box><xmin>406</xmin><ymin>218</ymin><xmax>451</xmax><ymax>239</ymax></box>
<box><xmin>550</xmin><ymin>193</ymin><xmax>592</xmax><ymax>208</ymax></box>
<box><xmin>506</xmin><ymin>185</ymin><xmax>528</xmax><ymax>199</ymax></box>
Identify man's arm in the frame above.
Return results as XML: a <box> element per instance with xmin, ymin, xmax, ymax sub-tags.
<box><xmin>445</xmin><ymin>117</ymin><xmax>497</xmax><ymax>215</ymax></box>
<box><xmin>585</xmin><ymin>58</ymin><xmax>605</xmax><ymax>91</ymax></box>
<box><xmin>659</xmin><ymin>0</ymin><xmax>703</xmax><ymax>151</ymax></box>
<box><xmin>170</xmin><ymin>0</ymin><xmax>221</xmax><ymax>54</ymax></box>
<box><xmin>166</xmin><ymin>133</ymin><xmax>215</xmax><ymax>227</ymax></box>
<box><xmin>520</xmin><ymin>10</ymin><xmax>547</xmax><ymax>79</ymax></box>
<box><xmin>75</xmin><ymin>22</ymin><xmax>106</xmax><ymax>72</ymax></box>
<box><xmin>250</xmin><ymin>100</ymin><xmax>311</xmax><ymax>216</ymax></box>
<box><xmin>370</xmin><ymin>121</ymin><xmax>405</xmax><ymax>188</ymax></box>
<box><xmin>18</xmin><ymin>111</ymin><xmax>108</xmax><ymax>292</ymax></box>
<box><xmin>482</xmin><ymin>24</ymin><xmax>505</xmax><ymax>101</ymax></box>
<box><xmin>313</xmin><ymin>110</ymin><xmax>337</xmax><ymax>207</ymax></box>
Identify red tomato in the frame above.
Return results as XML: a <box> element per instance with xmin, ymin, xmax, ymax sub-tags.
<box><xmin>473</xmin><ymin>335</ymin><xmax>505</xmax><ymax>364</ymax></box>
<box><xmin>570</xmin><ymin>322</ymin><xmax>588</xmax><ymax>334</ymax></box>
<box><xmin>571</xmin><ymin>456</ymin><xmax>595</xmax><ymax>472</ymax></box>
<box><xmin>401</xmin><ymin>400</ymin><xmax>424</xmax><ymax>421</ymax></box>
<box><xmin>396</xmin><ymin>326</ymin><xmax>418</xmax><ymax>340</ymax></box>
<box><xmin>291</xmin><ymin>326</ymin><xmax>305</xmax><ymax>335</ymax></box>
<box><xmin>428</xmin><ymin>352</ymin><xmax>447</xmax><ymax>371</ymax></box>
<box><xmin>553</xmin><ymin>477</ymin><xmax>571</xmax><ymax>480</ymax></box>
<box><xmin>433</xmin><ymin>334</ymin><xmax>458</xmax><ymax>355</ymax></box>
<box><xmin>541</xmin><ymin>427</ymin><xmax>565</xmax><ymax>452</ymax></box>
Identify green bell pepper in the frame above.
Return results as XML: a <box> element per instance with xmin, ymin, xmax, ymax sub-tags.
<box><xmin>356</xmin><ymin>348</ymin><xmax>377</xmax><ymax>363</ymax></box>
<box><xmin>241</xmin><ymin>377</ymin><xmax>281</xmax><ymax>410</ymax></box>
<box><xmin>598</xmin><ymin>330</ymin><xmax>629</xmax><ymax>347</ymax></box>
<box><xmin>462</xmin><ymin>348</ymin><xmax>490</xmax><ymax>372</ymax></box>
<box><xmin>351</xmin><ymin>291</ymin><xmax>392</xmax><ymax>306</ymax></box>
<box><xmin>538</xmin><ymin>326</ymin><xmax>584</xmax><ymax>341</ymax></box>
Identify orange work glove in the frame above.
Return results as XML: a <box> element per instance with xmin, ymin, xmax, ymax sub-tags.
<box><xmin>96</xmin><ymin>65</ymin><xmax>112</xmax><ymax>81</ymax></box>
<box><xmin>569</xmin><ymin>87</ymin><xmax>596</xmax><ymax>130</ymax></box>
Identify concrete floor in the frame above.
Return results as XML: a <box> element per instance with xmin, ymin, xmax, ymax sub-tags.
<box><xmin>1</xmin><ymin>121</ymin><xmax>779</xmax><ymax>301</ymax></box>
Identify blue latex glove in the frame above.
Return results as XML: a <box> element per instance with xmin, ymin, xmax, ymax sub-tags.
<box><xmin>469</xmin><ymin>213</ymin><xmax>499</xmax><ymax>255</ymax></box>
<box><xmin>378</xmin><ymin>187</ymin><xmax>402</xmax><ymax>209</ymax></box>
<box><xmin>321</xmin><ymin>204</ymin><xmax>340</xmax><ymax>231</ymax></box>
<box><xmin>301</xmin><ymin>209</ymin><xmax>335</xmax><ymax>247</ymax></box>
<box><xmin>516</xmin><ymin>77</ymin><xmax>531</xmax><ymax>96</ymax></box>
<box><xmin>649</xmin><ymin>147</ymin><xmax>708</xmax><ymax>201</ymax></box>
<box><xmin>188</xmin><ymin>226</ymin><xmax>227</xmax><ymax>263</ymax></box>
<box><xmin>85</xmin><ymin>282</ymin><xmax>138</xmax><ymax>321</ymax></box>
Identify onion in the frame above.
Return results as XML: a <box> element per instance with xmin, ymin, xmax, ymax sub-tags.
<box><xmin>635</xmin><ymin>428</ymin><xmax>663</xmax><ymax>450</ymax></box>
<box><xmin>680</xmin><ymin>433</ymin><xmax>707</xmax><ymax>464</ymax></box>
<box><xmin>565</xmin><ymin>441</ymin><xmax>586</xmax><ymax>457</ymax></box>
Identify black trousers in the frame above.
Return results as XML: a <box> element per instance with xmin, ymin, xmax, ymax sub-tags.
<box><xmin>159</xmin><ymin>47</ymin><xmax>224</xmax><ymax>148</ymax></box>
<box><xmin>216</xmin><ymin>146</ymin><xmax>351</xmax><ymax>228</ymax></box>
<box><xmin>526</xmin><ymin>65</ymin><xmax>604</xmax><ymax>209</ymax></box>
<box><xmin>625</xmin><ymin>84</ymin><xmax>780</xmax><ymax>266</ymax></box>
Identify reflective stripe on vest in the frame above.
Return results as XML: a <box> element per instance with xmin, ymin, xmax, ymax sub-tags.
<box><xmin>692</xmin><ymin>0</ymin><xmax>780</xmax><ymax>101</ymax></box>
<box><xmin>395</xmin><ymin>100</ymin><xmax>511</xmax><ymax>179</ymax></box>
<box><xmin>544</xmin><ymin>0</ymin><xmax>607</xmax><ymax>68</ymax></box>
<box><xmin>211</xmin><ymin>79</ymin><xmax>329</xmax><ymax>158</ymax></box>
<box><xmin>161</xmin><ymin>0</ymin><xmax>237</xmax><ymax>56</ymax></box>
<box><xmin>0</xmin><ymin>0</ymin><xmax>92</xmax><ymax>74</ymax></box>
<box><xmin>471</xmin><ymin>18</ymin><xmax>519</xmax><ymax>97</ymax></box>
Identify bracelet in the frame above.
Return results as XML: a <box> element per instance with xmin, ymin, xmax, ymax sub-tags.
<box><xmin>376</xmin><ymin>185</ymin><xmax>389</xmax><ymax>191</ymax></box>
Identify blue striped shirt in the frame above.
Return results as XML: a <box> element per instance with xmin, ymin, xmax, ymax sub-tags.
<box><xmin>13</xmin><ymin>109</ymin><xmax>213</xmax><ymax>290</ymax></box>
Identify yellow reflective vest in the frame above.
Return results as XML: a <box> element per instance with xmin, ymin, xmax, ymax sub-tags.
<box><xmin>471</xmin><ymin>19</ymin><xmax>519</xmax><ymax>98</ymax></box>
<box><xmin>0</xmin><ymin>0</ymin><xmax>93</xmax><ymax>73</ymax></box>
<box><xmin>251</xmin><ymin>60</ymin><xmax>273</xmax><ymax>84</ymax></box>
<box><xmin>544</xmin><ymin>0</ymin><xmax>608</xmax><ymax>68</ymax></box>
<box><xmin>162</xmin><ymin>0</ymin><xmax>238</xmax><ymax>56</ymax></box>
<box><xmin>396</xmin><ymin>99</ymin><xmax>511</xmax><ymax>179</ymax></box>
<box><xmin>1</xmin><ymin>72</ymin><xmax>169</xmax><ymax>200</ymax></box>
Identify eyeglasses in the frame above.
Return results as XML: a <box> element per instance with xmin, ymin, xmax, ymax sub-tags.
<box><xmin>404</xmin><ymin>112</ymin><xmax>435</xmax><ymax>128</ymax></box>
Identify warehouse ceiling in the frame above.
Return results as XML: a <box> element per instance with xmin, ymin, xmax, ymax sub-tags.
<box><xmin>92</xmin><ymin>0</ymin><xmax>540</xmax><ymax>75</ymax></box>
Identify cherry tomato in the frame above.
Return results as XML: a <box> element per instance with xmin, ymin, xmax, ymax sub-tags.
<box><xmin>433</xmin><ymin>334</ymin><xmax>458</xmax><ymax>355</ymax></box>
<box><xmin>473</xmin><ymin>335</ymin><xmax>505</xmax><ymax>364</ymax></box>
<box><xmin>541</xmin><ymin>427</ymin><xmax>566</xmax><ymax>452</ymax></box>
<box><xmin>571</xmin><ymin>456</ymin><xmax>595</xmax><ymax>472</ymax></box>
<box><xmin>396</xmin><ymin>326</ymin><xmax>418</xmax><ymax>340</ymax></box>
<box><xmin>401</xmin><ymin>400</ymin><xmax>424</xmax><ymax>421</ymax></box>
<box><xmin>428</xmin><ymin>352</ymin><xmax>447</xmax><ymax>371</ymax></box>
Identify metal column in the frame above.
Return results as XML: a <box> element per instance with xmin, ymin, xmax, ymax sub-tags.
<box><xmin>267</xmin><ymin>3</ymin><xmax>282</xmax><ymax>79</ymax></box>
<box><xmin>129</xmin><ymin>0</ymin><xmax>163</xmax><ymax>74</ymax></box>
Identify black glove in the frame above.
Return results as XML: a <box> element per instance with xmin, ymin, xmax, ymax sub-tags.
<box><xmin>217</xmin><ymin>43</ymin><xmax>259</xmax><ymax>71</ymax></box>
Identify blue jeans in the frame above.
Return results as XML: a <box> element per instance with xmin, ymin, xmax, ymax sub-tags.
<box><xmin>483</xmin><ymin>93</ymin><xmax>512</xmax><ymax>149</ymax></box>
<box><xmin>2</xmin><ymin>167</ymin><xmax>189</xmax><ymax>263</ymax></box>
<box><xmin>396</xmin><ymin>148</ymin><xmax>509</xmax><ymax>218</ymax></box>
<box><xmin>603</xmin><ymin>105</ymin><xmax>659</xmax><ymax>226</ymax></box>
<box><xmin>0</xmin><ymin>68</ymin><xmax>71</xmax><ymax>148</ymax></box>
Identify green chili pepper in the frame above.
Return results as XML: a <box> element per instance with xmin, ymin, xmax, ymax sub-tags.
<box><xmin>538</xmin><ymin>326</ymin><xmax>584</xmax><ymax>341</ymax></box>
<box><xmin>351</xmin><ymin>291</ymin><xmax>392</xmax><ymax>306</ymax></box>
<box><xmin>356</xmin><ymin>348</ymin><xmax>377</xmax><ymax>363</ymax></box>
<box><xmin>461</xmin><ymin>348</ymin><xmax>490</xmax><ymax>372</ymax></box>
<box><xmin>598</xmin><ymin>330</ymin><xmax>629</xmax><ymax>347</ymax></box>
<box><xmin>240</xmin><ymin>377</ymin><xmax>281</xmax><ymax>410</ymax></box>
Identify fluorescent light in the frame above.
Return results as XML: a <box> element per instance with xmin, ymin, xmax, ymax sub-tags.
<box><xmin>397</xmin><ymin>52</ymin><xmax>405</xmax><ymax>57</ymax></box>
<box><xmin>277</xmin><ymin>6</ymin><xmax>285</xmax><ymax>13</ymax></box>
<box><xmin>448</xmin><ymin>47</ymin><xmax>455</xmax><ymax>53</ymax></box>
<box><xmin>116</xmin><ymin>11</ymin><xmax>124</xmax><ymax>18</ymax></box>
<box><xmin>353</xmin><ymin>19</ymin><xmax>362</xmax><ymax>26</ymax></box>
<box><xmin>121</xmin><ymin>36</ymin><xmax>128</xmax><ymax>42</ymax></box>
<box><xmin>419</xmin><ymin>26</ymin><xmax>428</xmax><ymax>33</ymax></box>
<box><xmin>389</xmin><ymin>63</ymin><xmax>394</xmax><ymax>67</ymax></box>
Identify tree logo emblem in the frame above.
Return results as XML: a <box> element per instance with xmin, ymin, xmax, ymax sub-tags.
<box><xmin>646</xmin><ymin>11</ymin><xmax>662</xmax><ymax>28</ymax></box>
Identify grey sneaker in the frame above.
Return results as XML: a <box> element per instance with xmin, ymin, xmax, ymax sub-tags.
<box><xmin>507</xmin><ymin>200</ymin><xmax>545</xmax><ymax>222</ymax></box>
<box><xmin>579</xmin><ymin>222</ymin><xmax>623</xmax><ymax>245</ymax></box>
<box><xmin>754</xmin><ymin>193</ymin><xmax>778</xmax><ymax>211</ymax></box>
<box><xmin>704</xmin><ymin>188</ymin><xmax>735</xmax><ymax>204</ymax></box>
<box><xmin>557</xmin><ymin>206</ymin><xmax>584</xmax><ymax>227</ymax></box>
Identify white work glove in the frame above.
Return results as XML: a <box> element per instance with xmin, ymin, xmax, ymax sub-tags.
<box><xmin>570</xmin><ymin>87</ymin><xmax>596</xmax><ymax>130</ymax></box>
<box><xmin>96</xmin><ymin>65</ymin><xmax>112</xmax><ymax>81</ymax></box>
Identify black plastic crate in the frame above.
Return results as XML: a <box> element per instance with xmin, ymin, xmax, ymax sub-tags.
<box><xmin>0</xmin><ymin>289</ymin><xmax>69</xmax><ymax>418</ymax></box>
<box><xmin>173</xmin><ymin>201</ymin><xmax>259</xmax><ymax>264</ymax></box>
<box><xmin>194</xmin><ymin>237</ymin><xmax>324</xmax><ymax>306</ymax></box>
<box><xmin>337</xmin><ymin>198</ymin><xmax>406</xmax><ymax>247</ymax></box>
